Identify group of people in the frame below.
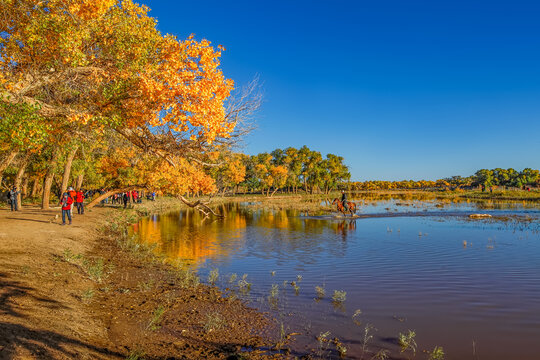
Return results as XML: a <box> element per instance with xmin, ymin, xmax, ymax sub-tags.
<box><xmin>98</xmin><ymin>189</ymin><xmax>156</xmax><ymax>208</ymax></box>
<box><xmin>59</xmin><ymin>187</ymin><xmax>86</xmax><ymax>225</ymax></box>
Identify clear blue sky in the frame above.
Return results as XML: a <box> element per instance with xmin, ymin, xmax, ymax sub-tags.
<box><xmin>143</xmin><ymin>0</ymin><xmax>540</xmax><ymax>181</ymax></box>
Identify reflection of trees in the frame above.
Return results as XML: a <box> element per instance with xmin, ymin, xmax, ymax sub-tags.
<box><xmin>131</xmin><ymin>204</ymin><xmax>354</xmax><ymax>267</ymax></box>
<box><xmin>133</xmin><ymin>206</ymin><xmax>247</xmax><ymax>267</ymax></box>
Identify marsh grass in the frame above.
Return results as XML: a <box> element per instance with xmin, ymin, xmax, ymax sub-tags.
<box><xmin>204</xmin><ymin>311</ymin><xmax>226</xmax><ymax>331</ymax></box>
<box><xmin>137</xmin><ymin>280</ymin><xmax>154</xmax><ymax>291</ymax></box>
<box><xmin>428</xmin><ymin>346</ymin><xmax>445</xmax><ymax>360</ymax></box>
<box><xmin>332</xmin><ymin>290</ymin><xmax>346</xmax><ymax>303</ymax></box>
<box><xmin>208</xmin><ymin>268</ymin><xmax>219</xmax><ymax>285</ymax></box>
<box><xmin>360</xmin><ymin>324</ymin><xmax>374</xmax><ymax>360</ymax></box>
<box><xmin>371</xmin><ymin>349</ymin><xmax>390</xmax><ymax>360</ymax></box>
<box><xmin>81</xmin><ymin>288</ymin><xmax>94</xmax><ymax>302</ymax></box>
<box><xmin>316</xmin><ymin>331</ymin><xmax>331</xmax><ymax>358</ymax></box>
<box><xmin>315</xmin><ymin>285</ymin><xmax>325</xmax><ymax>299</ymax></box>
<box><xmin>83</xmin><ymin>257</ymin><xmax>105</xmax><ymax>282</ymax></box>
<box><xmin>352</xmin><ymin>309</ymin><xmax>362</xmax><ymax>326</ymax></box>
<box><xmin>61</xmin><ymin>249</ymin><xmax>111</xmax><ymax>283</ymax></box>
<box><xmin>146</xmin><ymin>305</ymin><xmax>166</xmax><ymax>331</ymax></box>
<box><xmin>126</xmin><ymin>348</ymin><xmax>145</xmax><ymax>360</ymax></box>
<box><xmin>398</xmin><ymin>329</ymin><xmax>417</xmax><ymax>355</ymax></box>
<box><xmin>238</xmin><ymin>274</ymin><xmax>251</xmax><ymax>292</ymax></box>
<box><xmin>269</xmin><ymin>284</ymin><xmax>279</xmax><ymax>299</ymax></box>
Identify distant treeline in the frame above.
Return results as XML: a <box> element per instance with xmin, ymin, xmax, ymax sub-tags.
<box><xmin>210</xmin><ymin>146</ymin><xmax>350</xmax><ymax>196</ymax></box>
<box><xmin>351</xmin><ymin>168</ymin><xmax>540</xmax><ymax>191</ymax></box>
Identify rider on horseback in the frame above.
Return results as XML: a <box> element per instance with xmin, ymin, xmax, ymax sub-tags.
<box><xmin>341</xmin><ymin>190</ymin><xmax>348</xmax><ymax>211</ymax></box>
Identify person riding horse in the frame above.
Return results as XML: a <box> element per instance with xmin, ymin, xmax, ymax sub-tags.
<box><xmin>341</xmin><ymin>190</ymin><xmax>348</xmax><ymax>211</ymax></box>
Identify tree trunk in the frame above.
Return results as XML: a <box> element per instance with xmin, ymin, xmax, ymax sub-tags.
<box><xmin>42</xmin><ymin>150</ymin><xmax>59</xmax><ymax>210</ymax></box>
<box><xmin>60</xmin><ymin>146</ymin><xmax>78</xmax><ymax>194</ymax></box>
<box><xmin>22</xmin><ymin>176</ymin><xmax>29</xmax><ymax>199</ymax></box>
<box><xmin>15</xmin><ymin>153</ymin><xmax>31</xmax><ymax>208</ymax></box>
<box><xmin>31</xmin><ymin>177</ymin><xmax>39</xmax><ymax>198</ymax></box>
<box><xmin>76</xmin><ymin>173</ymin><xmax>84</xmax><ymax>190</ymax></box>
<box><xmin>0</xmin><ymin>150</ymin><xmax>18</xmax><ymax>188</ymax></box>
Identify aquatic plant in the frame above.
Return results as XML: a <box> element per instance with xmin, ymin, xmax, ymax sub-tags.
<box><xmin>270</xmin><ymin>270</ymin><xmax>276</xmax><ymax>276</ymax></box>
<box><xmin>332</xmin><ymin>290</ymin><xmax>346</xmax><ymax>303</ymax></box>
<box><xmin>371</xmin><ymin>349</ymin><xmax>389</xmax><ymax>360</ymax></box>
<box><xmin>291</xmin><ymin>281</ymin><xmax>300</xmax><ymax>294</ymax></box>
<box><xmin>238</xmin><ymin>274</ymin><xmax>252</xmax><ymax>291</ymax></box>
<box><xmin>208</xmin><ymin>268</ymin><xmax>219</xmax><ymax>285</ymax></box>
<box><xmin>352</xmin><ymin>309</ymin><xmax>362</xmax><ymax>326</ymax></box>
<box><xmin>269</xmin><ymin>284</ymin><xmax>279</xmax><ymax>299</ymax></box>
<box><xmin>296</xmin><ymin>274</ymin><xmax>303</xmax><ymax>282</ymax></box>
<box><xmin>360</xmin><ymin>324</ymin><xmax>374</xmax><ymax>360</ymax></box>
<box><xmin>315</xmin><ymin>285</ymin><xmax>326</xmax><ymax>299</ymax></box>
<box><xmin>332</xmin><ymin>337</ymin><xmax>347</xmax><ymax>358</ymax></box>
<box><xmin>428</xmin><ymin>346</ymin><xmax>445</xmax><ymax>360</ymax></box>
<box><xmin>398</xmin><ymin>329</ymin><xmax>417</xmax><ymax>354</ymax></box>
<box><xmin>316</xmin><ymin>331</ymin><xmax>331</xmax><ymax>358</ymax></box>
<box><xmin>228</xmin><ymin>273</ymin><xmax>237</xmax><ymax>283</ymax></box>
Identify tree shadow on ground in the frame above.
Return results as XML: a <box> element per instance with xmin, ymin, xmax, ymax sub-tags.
<box><xmin>0</xmin><ymin>272</ymin><xmax>123</xmax><ymax>359</ymax></box>
<box><xmin>0</xmin><ymin>322</ymin><xmax>123</xmax><ymax>359</ymax></box>
<box><xmin>0</xmin><ymin>272</ymin><xmax>65</xmax><ymax>318</ymax></box>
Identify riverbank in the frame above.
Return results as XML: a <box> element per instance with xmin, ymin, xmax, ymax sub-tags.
<box><xmin>0</xmin><ymin>200</ymin><xmax>278</xmax><ymax>359</ymax></box>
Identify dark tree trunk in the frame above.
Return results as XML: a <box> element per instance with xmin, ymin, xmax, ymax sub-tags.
<box><xmin>60</xmin><ymin>146</ymin><xmax>78</xmax><ymax>194</ymax></box>
<box><xmin>42</xmin><ymin>149</ymin><xmax>59</xmax><ymax>210</ymax></box>
<box><xmin>15</xmin><ymin>153</ymin><xmax>31</xmax><ymax>208</ymax></box>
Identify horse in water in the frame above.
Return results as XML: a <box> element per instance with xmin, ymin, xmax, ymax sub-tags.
<box><xmin>332</xmin><ymin>198</ymin><xmax>356</xmax><ymax>217</ymax></box>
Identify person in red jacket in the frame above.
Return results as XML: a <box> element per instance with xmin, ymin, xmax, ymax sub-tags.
<box><xmin>75</xmin><ymin>189</ymin><xmax>85</xmax><ymax>214</ymax></box>
<box><xmin>59</xmin><ymin>192</ymin><xmax>74</xmax><ymax>225</ymax></box>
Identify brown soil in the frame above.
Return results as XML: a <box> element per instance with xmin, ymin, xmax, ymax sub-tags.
<box><xmin>0</xmin><ymin>204</ymin><xmax>279</xmax><ymax>360</ymax></box>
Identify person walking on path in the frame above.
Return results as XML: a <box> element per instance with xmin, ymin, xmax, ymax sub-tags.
<box><xmin>122</xmin><ymin>192</ymin><xmax>128</xmax><ymax>209</ymax></box>
<box><xmin>75</xmin><ymin>189</ymin><xmax>85</xmax><ymax>214</ymax></box>
<box><xmin>59</xmin><ymin>192</ymin><xmax>73</xmax><ymax>225</ymax></box>
<box><xmin>9</xmin><ymin>186</ymin><xmax>20</xmax><ymax>211</ymax></box>
<box><xmin>68</xmin><ymin>187</ymin><xmax>77</xmax><ymax>217</ymax></box>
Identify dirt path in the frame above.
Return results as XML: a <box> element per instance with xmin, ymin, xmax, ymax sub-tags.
<box><xmin>0</xmin><ymin>204</ymin><xmax>277</xmax><ymax>360</ymax></box>
<box><xmin>0</xmin><ymin>205</ymin><xmax>122</xmax><ymax>359</ymax></box>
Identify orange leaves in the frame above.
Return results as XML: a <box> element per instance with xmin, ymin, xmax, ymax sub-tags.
<box><xmin>69</xmin><ymin>0</ymin><xmax>116</xmax><ymax>21</ymax></box>
<box><xmin>144</xmin><ymin>157</ymin><xmax>217</xmax><ymax>195</ymax></box>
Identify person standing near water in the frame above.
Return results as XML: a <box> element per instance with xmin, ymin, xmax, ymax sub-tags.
<box><xmin>9</xmin><ymin>186</ymin><xmax>20</xmax><ymax>211</ymax></box>
<box><xmin>59</xmin><ymin>192</ymin><xmax>73</xmax><ymax>225</ymax></box>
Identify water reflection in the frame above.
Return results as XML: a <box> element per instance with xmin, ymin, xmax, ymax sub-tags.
<box><xmin>131</xmin><ymin>203</ymin><xmax>357</xmax><ymax>266</ymax></box>
<box><xmin>130</xmin><ymin>199</ymin><xmax>540</xmax><ymax>360</ymax></box>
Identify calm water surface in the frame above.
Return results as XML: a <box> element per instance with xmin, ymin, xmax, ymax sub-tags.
<box><xmin>131</xmin><ymin>199</ymin><xmax>540</xmax><ymax>359</ymax></box>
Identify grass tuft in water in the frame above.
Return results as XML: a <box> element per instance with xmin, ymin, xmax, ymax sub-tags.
<box><xmin>332</xmin><ymin>290</ymin><xmax>346</xmax><ymax>303</ymax></box>
<box><xmin>398</xmin><ymin>329</ymin><xmax>417</xmax><ymax>355</ymax></box>
<box><xmin>315</xmin><ymin>285</ymin><xmax>325</xmax><ymax>299</ymax></box>
<box><xmin>208</xmin><ymin>268</ymin><xmax>219</xmax><ymax>285</ymax></box>
<box><xmin>269</xmin><ymin>284</ymin><xmax>279</xmax><ymax>299</ymax></box>
<box><xmin>428</xmin><ymin>346</ymin><xmax>445</xmax><ymax>360</ymax></box>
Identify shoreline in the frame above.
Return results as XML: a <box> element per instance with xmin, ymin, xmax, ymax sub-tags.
<box><xmin>0</xmin><ymin>200</ymin><xmax>278</xmax><ymax>359</ymax></box>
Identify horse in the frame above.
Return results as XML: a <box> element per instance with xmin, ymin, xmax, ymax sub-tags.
<box><xmin>332</xmin><ymin>198</ymin><xmax>356</xmax><ymax>217</ymax></box>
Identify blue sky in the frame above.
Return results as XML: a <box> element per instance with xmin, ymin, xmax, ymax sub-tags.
<box><xmin>143</xmin><ymin>0</ymin><xmax>540</xmax><ymax>181</ymax></box>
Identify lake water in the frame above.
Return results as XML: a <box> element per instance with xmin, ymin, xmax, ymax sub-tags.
<box><xmin>131</xmin><ymin>198</ymin><xmax>540</xmax><ymax>359</ymax></box>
